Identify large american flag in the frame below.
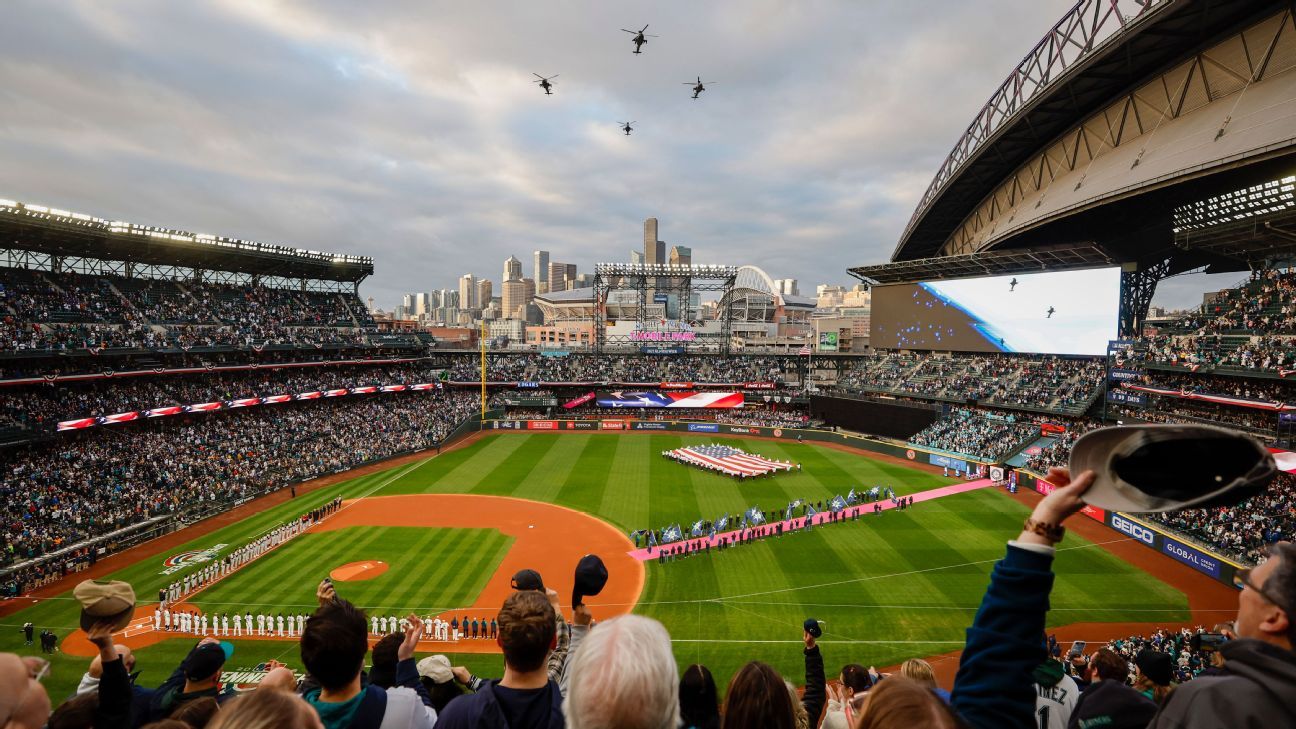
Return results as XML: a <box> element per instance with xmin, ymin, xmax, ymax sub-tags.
<box><xmin>798</xmin><ymin>344</ymin><xmax>812</xmax><ymax>355</ymax></box>
<box><xmin>667</xmin><ymin>445</ymin><xmax>796</xmax><ymax>477</ymax></box>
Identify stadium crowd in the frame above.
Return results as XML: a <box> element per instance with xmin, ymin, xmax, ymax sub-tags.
<box><xmin>907</xmin><ymin>408</ymin><xmax>1040</xmax><ymax>460</ymax></box>
<box><xmin>6</xmin><ymin>473</ymin><xmax>1294</xmax><ymax>729</ymax></box>
<box><xmin>1</xmin><ymin>391</ymin><xmax>484</xmax><ymax>594</ymax></box>
<box><xmin>1146</xmin><ymin>472</ymin><xmax>1295</xmax><ymax>565</ymax></box>
<box><xmin>445</xmin><ymin>354</ymin><xmax>797</xmax><ymax>384</ymax></box>
<box><xmin>0</xmin><ymin>266</ymin><xmax>374</xmax><ymax>352</ymax></box>
<box><xmin>838</xmin><ymin>353</ymin><xmax>1104</xmax><ymax>415</ymax></box>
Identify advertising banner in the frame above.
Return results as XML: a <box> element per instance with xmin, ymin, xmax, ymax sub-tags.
<box><xmin>1108</xmin><ymin>368</ymin><xmax>1144</xmax><ymax>382</ymax></box>
<box><xmin>596</xmin><ymin>391</ymin><xmax>744</xmax><ymax>409</ymax></box>
<box><xmin>517</xmin><ymin>381</ymin><xmax>541</xmax><ymax>389</ymax></box>
<box><xmin>562</xmin><ymin>392</ymin><xmax>596</xmax><ymax>409</ymax></box>
<box><xmin>818</xmin><ymin>331</ymin><xmax>839</xmax><ymax>352</ymax></box>
<box><xmin>1107</xmin><ymin>513</ymin><xmax>1157</xmax><ymax>546</ymax></box>
<box><xmin>928</xmin><ymin>453</ymin><xmax>969</xmax><ymax>472</ymax></box>
<box><xmin>1079</xmin><ymin>505</ymin><xmax>1106</xmax><ymax>523</ymax></box>
<box><xmin>631</xmin><ymin>422</ymin><xmax>669</xmax><ymax>430</ymax></box>
<box><xmin>641</xmin><ymin>346</ymin><xmax>684</xmax><ymax>355</ymax></box>
<box><xmin>725</xmin><ymin>426</ymin><xmax>756</xmax><ymax>434</ymax></box>
<box><xmin>660</xmin><ymin>382</ymin><xmax>694</xmax><ymax>390</ymax></box>
<box><xmin>600</xmin><ymin>421</ymin><xmax>626</xmax><ymax>430</ymax></box>
<box><xmin>744</xmin><ymin>382</ymin><xmax>778</xmax><ymax>390</ymax></box>
<box><xmin>526</xmin><ymin>420</ymin><xmax>558</xmax><ymax>430</ymax></box>
<box><xmin>566</xmin><ymin>421</ymin><xmax>596</xmax><ymax>430</ymax></box>
<box><xmin>687</xmin><ymin>423</ymin><xmax>720</xmax><ymax>432</ymax></box>
<box><xmin>1161</xmin><ymin>536</ymin><xmax>1223</xmax><ymax>579</ymax></box>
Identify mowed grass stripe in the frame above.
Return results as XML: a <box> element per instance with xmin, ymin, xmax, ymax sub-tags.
<box><xmin>596</xmin><ymin>434</ymin><xmax>652</xmax><ymax>532</ymax></box>
<box><xmin>501</xmin><ymin>435</ymin><xmax>580</xmax><ymax>503</ymax></box>
<box><xmin>553</xmin><ymin>436</ymin><xmax>619</xmax><ymax>514</ymax></box>
<box><xmin>366</xmin><ymin>527</ymin><xmax>475</xmax><ymax>609</ymax></box>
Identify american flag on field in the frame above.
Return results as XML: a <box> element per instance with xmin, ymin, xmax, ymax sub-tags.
<box><xmin>798</xmin><ymin>344</ymin><xmax>812</xmax><ymax>355</ymax></box>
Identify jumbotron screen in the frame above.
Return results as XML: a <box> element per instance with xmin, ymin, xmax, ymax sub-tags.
<box><xmin>870</xmin><ymin>268</ymin><xmax>1120</xmax><ymax>355</ymax></box>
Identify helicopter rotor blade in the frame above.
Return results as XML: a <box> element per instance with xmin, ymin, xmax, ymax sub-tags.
<box><xmin>621</xmin><ymin>29</ymin><xmax>636</xmax><ymax>33</ymax></box>
<box><xmin>640</xmin><ymin>24</ymin><xmax>650</xmax><ymax>32</ymax></box>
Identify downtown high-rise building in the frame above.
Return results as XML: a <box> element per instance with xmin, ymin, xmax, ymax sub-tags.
<box><xmin>548</xmin><ymin>262</ymin><xmax>572</xmax><ymax>292</ymax></box>
<box><xmin>669</xmin><ymin>245</ymin><xmax>692</xmax><ymax>267</ymax></box>
<box><xmin>503</xmin><ymin>255</ymin><xmax>523</xmax><ymax>283</ymax></box>
<box><xmin>476</xmin><ymin>279</ymin><xmax>493</xmax><ymax>310</ymax></box>
<box><xmin>534</xmin><ymin>250</ymin><xmax>550</xmax><ymax>287</ymax></box>
<box><xmin>459</xmin><ymin>274</ymin><xmax>477</xmax><ymax>310</ymax></box>
<box><xmin>643</xmin><ymin>218</ymin><xmax>665</xmax><ymax>264</ymax></box>
<box><xmin>502</xmin><ymin>277</ymin><xmax>536</xmax><ymax>319</ymax></box>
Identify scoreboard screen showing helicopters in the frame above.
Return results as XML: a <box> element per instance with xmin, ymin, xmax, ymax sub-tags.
<box><xmin>870</xmin><ymin>268</ymin><xmax>1121</xmax><ymax>355</ymax></box>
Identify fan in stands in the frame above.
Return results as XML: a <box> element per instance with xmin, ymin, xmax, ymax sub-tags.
<box><xmin>664</xmin><ymin>444</ymin><xmax>798</xmax><ymax>478</ymax></box>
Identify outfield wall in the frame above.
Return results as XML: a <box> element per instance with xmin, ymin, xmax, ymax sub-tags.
<box><xmin>1017</xmin><ymin>470</ymin><xmax>1244</xmax><ymax>590</ymax></box>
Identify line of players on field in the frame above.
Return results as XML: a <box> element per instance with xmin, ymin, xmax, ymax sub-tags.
<box><xmin>370</xmin><ymin>615</ymin><xmax>497</xmax><ymax>641</ymax></box>
<box><xmin>149</xmin><ymin>607</ymin><xmax>497</xmax><ymax>642</ymax></box>
<box><xmin>151</xmin><ymin>607</ymin><xmax>306</xmax><ymax>637</ymax></box>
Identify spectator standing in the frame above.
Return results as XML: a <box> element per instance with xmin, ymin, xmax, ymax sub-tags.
<box><xmin>720</xmin><ymin>662</ymin><xmax>795</xmax><ymax>729</ymax></box>
<box><xmin>1067</xmin><ymin>649</ymin><xmax>1156</xmax><ymax>729</ymax></box>
<box><xmin>678</xmin><ymin>665</ymin><xmax>719</xmax><ymax>729</ymax></box>
<box><xmin>1149</xmin><ymin>541</ymin><xmax>1296</xmax><ymax>727</ymax></box>
<box><xmin>1032</xmin><ymin>656</ymin><xmax>1078</xmax><ymax>729</ymax></box>
<box><xmin>299</xmin><ymin>581</ymin><xmax>435</xmax><ymax>729</ymax></box>
<box><xmin>434</xmin><ymin>590</ymin><xmax>564</xmax><ymax>729</ymax></box>
<box><xmin>563</xmin><ymin>614</ymin><xmax>678</xmax><ymax>729</ymax></box>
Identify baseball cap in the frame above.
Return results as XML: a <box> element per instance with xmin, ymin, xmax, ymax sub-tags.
<box><xmin>572</xmin><ymin>555</ymin><xmax>608</xmax><ymax>608</ymax></box>
<box><xmin>417</xmin><ymin>655</ymin><xmax>454</xmax><ymax>684</ymax></box>
<box><xmin>1135</xmin><ymin>649</ymin><xmax>1173</xmax><ymax>687</ymax></box>
<box><xmin>73</xmin><ymin>580</ymin><xmax>136</xmax><ymax>632</ymax></box>
<box><xmin>510</xmin><ymin>569</ymin><xmax>545</xmax><ymax>591</ymax></box>
<box><xmin>803</xmin><ymin>618</ymin><xmax>823</xmax><ymax>639</ymax></box>
<box><xmin>1069</xmin><ymin>424</ymin><xmax>1277</xmax><ymax>512</ymax></box>
<box><xmin>185</xmin><ymin>641</ymin><xmax>233</xmax><ymax>681</ymax></box>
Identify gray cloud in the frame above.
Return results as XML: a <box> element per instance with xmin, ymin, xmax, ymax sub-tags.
<box><xmin>2</xmin><ymin>0</ymin><xmax>1075</xmax><ymax>308</ymax></box>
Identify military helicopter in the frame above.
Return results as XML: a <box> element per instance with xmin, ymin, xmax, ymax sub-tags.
<box><xmin>621</xmin><ymin>25</ymin><xmax>657</xmax><ymax>54</ymax></box>
<box><xmin>619</xmin><ymin>121</ymin><xmax>636</xmax><ymax>136</ymax></box>
<box><xmin>533</xmin><ymin>74</ymin><xmax>558</xmax><ymax>95</ymax></box>
<box><xmin>683</xmin><ymin>77</ymin><xmax>715</xmax><ymax>99</ymax></box>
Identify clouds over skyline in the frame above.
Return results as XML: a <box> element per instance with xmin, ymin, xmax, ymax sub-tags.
<box><xmin>0</xmin><ymin>0</ymin><xmax>1224</xmax><ymax>310</ymax></box>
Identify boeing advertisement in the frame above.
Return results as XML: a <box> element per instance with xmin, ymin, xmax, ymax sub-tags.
<box><xmin>870</xmin><ymin>268</ymin><xmax>1120</xmax><ymax>355</ymax></box>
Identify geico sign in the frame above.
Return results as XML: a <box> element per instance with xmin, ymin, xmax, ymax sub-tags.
<box><xmin>1110</xmin><ymin>515</ymin><xmax>1155</xmax><ymax>545</ymax></box>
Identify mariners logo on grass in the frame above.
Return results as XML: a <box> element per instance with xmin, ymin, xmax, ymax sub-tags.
<box><xmin>160</xmin><ymin>544</ymin><xmax>228</xmax><ymax>575</ymax></box>
<box><xmin>221</xmin><ymin>660</ymin><xmax>305</xmax><ymax>692</ymax></box>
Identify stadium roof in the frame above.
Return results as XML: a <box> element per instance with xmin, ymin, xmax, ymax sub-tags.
<box><xmin>848</xmin><ymin>243</ymin><xmax>1115</xmax><ymax>285</ymax></box>
<box><xmin>893</xmin><ymin>0</ymin><xmax>1285</xmax><ymax>262</ymax></box>
<box><xmin>0</xmin><ymin>199</ymin><xmax>373</xmax><ymax>283</ymax></box>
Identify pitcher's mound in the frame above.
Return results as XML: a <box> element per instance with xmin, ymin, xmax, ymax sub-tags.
<box><xmin>331</xmin><ymin>560</ymin><xmax>389</xmax><ymax>582</ymax></box>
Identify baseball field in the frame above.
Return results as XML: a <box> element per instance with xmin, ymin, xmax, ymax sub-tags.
<box><xmin>1</xmin><ymin>432</ymin><xmax>1194</xmax><ymax>699</ymax></box>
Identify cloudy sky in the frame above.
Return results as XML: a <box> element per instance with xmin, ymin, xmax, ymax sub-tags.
<box><xmin>0</xmin><ymin>0</ymin><xmax>1230</xmax><ymax>310</ymax></box>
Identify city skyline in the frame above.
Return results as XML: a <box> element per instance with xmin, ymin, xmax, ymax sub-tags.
<box><xmin>0</xmin><ymin>1</ymin><xmax>1233</xmax><ymax>312</ymax></box>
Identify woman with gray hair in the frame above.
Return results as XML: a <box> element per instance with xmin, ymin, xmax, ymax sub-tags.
<box><xmin>563</xmin><ymin>614</ymin><xmax>680</xmax><ymax>729</ymax></box>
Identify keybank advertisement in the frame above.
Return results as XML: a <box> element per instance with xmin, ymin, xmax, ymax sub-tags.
<box><xmin>1161</xmin><ymin>536</ymin><xmax>1222</xmax><ymax>579</ymax></box>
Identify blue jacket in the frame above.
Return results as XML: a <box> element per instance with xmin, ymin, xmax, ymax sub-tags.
<box><xmin>951</xmin><ymin>543</ymin><xmax>1054</xmax><ymax>729</ymax></box>
<box><xmin>433</xmin><ymin>679</ymin><xmax>563</xmax><ymax>729</ymax></box>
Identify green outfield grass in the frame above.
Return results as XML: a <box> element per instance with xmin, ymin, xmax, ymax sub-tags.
<box><xmin>0</xmin><ymin>433</ymin><xmax>1189</xmax><ymax>700</ymax></box>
